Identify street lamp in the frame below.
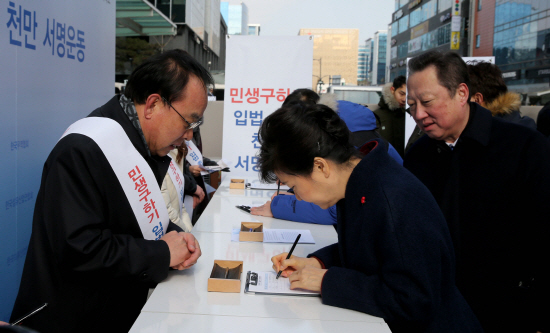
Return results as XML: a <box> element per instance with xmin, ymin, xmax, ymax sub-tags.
<box><xmin>312</xmin><ymin>74</ymin><xmax>332</xmax><ymax>94</ymax></box>
<box><xmin>313</xmin><ymin>58</ymin><xmax>322</xmax><ymax>79</ymax></box>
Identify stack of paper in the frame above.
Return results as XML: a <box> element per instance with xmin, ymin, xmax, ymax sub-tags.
<box><xmin>200</xmin><ymin>159</ymin><xmax>230</xmax><ymax>175</ymax></box>
<box><xmin>231</xmin><ymin>228</ymin><xmax>315</xmax><ymax>244</ymax></box>
<box><xmin>246</xmin><ymin>180</ymin><xmax>290</xmax><ymax>191</ymax></box>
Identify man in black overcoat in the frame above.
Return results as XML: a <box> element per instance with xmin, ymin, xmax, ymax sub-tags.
<box><xmin>404</xmin><ymin>50</ymin><xmax>550</xmax><ymax>333</ymax></box>
<box><xmin>10</xmin><ymin>50</ymin><xmax>212</xmax><ymax>332</ymax></box>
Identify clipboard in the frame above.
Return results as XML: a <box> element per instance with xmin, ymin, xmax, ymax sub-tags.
<box><xmin>244</xmin><ymin>271</ymin><xmax>320</xmax><ymax>297</ymax></box>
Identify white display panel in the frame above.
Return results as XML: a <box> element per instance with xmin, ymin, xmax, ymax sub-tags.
<box><xmin>0</xmin><ymin>0</ymin><xmax>115</xmax><ymax>320</ymax></box>
<box><xmin>222</xmin><ymin>36</ymin><xmax>313</xmax><ymax>179</ymax></box>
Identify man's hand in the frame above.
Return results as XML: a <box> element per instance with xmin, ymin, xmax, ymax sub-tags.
<box><xmin>192</xmin><ymin>186</ymin><xmax>205</xmax><ymax>208</ymax></box>
<box><xmin>194</xmin><ymin>186</ymin><xmax>205</xmax><ymax>201</ymax></box>
<box><xmin>250</xmin><ymin>201</ymin><xmax>273</xmax><ymax>217</ymax></box>
<box><xmin>160</xmin><ymin>231</ymin><xmax>192</xmax><ymax>268</ymax></box>
<box><xmin>179</xmin><ymin>232</ymin><xmax>201</xmax><ymax>268</ymax></box>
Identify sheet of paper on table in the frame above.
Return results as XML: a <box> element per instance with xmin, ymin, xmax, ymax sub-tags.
<box><xmin>200</xmin><ymin>159</ymin><xmax>230</xmax><ymax>176</ymax></box>
<box><xmin>245</xmin><ymin>271</ymin><xmax>320</xmax><ymax>296</ymax></box>
<box><xmin>231</xmin><ymin>228</ymin><xmax>315</xmax><ymax>244</ymax></box>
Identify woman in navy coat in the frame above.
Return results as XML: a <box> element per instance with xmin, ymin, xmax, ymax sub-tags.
<box><xmin>259</xmin><ymin>102</ymin><xmax>482</xmax><ymax>333</ymax></box>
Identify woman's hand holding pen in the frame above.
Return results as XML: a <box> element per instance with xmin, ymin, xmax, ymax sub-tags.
<box><xmin>288</xmin><ymin>266</ymin><xmax>326</xmax><ymax>293</ymax></box>
<box><xmin>271</xmin><ymin>253</ymin><xmax>326</xmax><ymax>292</ymax></box>
<box><xmin>272</xmin><ymin>253</ymin><xmax>313</xmax><ymax>277</ymax></box>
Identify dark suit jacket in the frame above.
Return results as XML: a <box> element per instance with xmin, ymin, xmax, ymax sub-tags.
<box><xmin>310</xmin><ymin>139</ymin><xmax>482</xmax><ymax>333</ymax></box>
<box><xmin>404</xmin><ymin>102</ymin><xmax>550</xmax><ymax>332</ymax></box>
<box><xmin>10</xmin><ymin>96</ymin><xmax>181</xmax><ymax>333</ymax></box>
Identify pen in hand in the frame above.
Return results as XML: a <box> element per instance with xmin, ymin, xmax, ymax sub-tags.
<box><xmin>276</xmin><ymin>180</ymin><xmax>280</xmax><ymax>196</ymax></box>
<box><xmin>276</xmin><ymin>233</ymin><xmax>301</xmax><ymax>279</ymax></box>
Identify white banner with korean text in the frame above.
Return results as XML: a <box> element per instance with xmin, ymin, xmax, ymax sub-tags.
<box><xmin>222</xmin><ymin>36</ymin><xmax>313</xmax><ymax>179</ymax></box>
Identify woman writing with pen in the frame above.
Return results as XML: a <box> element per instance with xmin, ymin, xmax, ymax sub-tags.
<box><xmin>259</xmin><ymin>102</ymin><xmax>482</xmax><ymax>333</ymax></box>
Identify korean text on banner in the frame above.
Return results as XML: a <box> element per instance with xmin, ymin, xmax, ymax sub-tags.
<box><xmin>222</xmin><ymin>36</ymin><xmax>313</xmax><ymax>179</ymax></box>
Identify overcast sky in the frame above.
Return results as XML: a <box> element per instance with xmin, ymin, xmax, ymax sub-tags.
<box><xmin>242</xmin><ymin>0</ymin><xmax>395</xmax><ymax>43</ymax></box>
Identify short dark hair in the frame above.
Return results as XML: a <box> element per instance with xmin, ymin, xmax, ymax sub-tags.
<box><xmin>467</xmin><ymin>62</ymin><xmax>507</xmax><ymax>104</ymax></box>
<box><xmin>124</xmin><ymin>49</ymin><xmax>214</xmax><ymax>104</ymax></box>
<box><xmin>392</xmin><ymin>75</ymin><xmax>406</xmax><ymax>90</ymax></box>
<box><xmin>257</xmin><ymin>102</ymin><xmax>359</xmax><ymax>183</ymax></box>
<box><xmin>408</xmin><ymin>50</ymin><xmax>469</xmax><ymax>98</ymax></box>
<box><xmin>282</xmin><ymin>88</ymin><xmax>320</xmax><ymax>107</ymax></box>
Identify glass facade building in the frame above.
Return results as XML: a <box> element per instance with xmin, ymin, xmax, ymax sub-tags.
<box><xmin>378</xmin><ymin>33</ymin><xmax>388</xmax><ymax>84</ymax></box>
<box><xmin>149</xmin><ymin>0</ymin><xmax>226</xmax><ymax>71</ymax></box>
<box><xmin>372</xmin><ymin>30</ymin><xmax>388</xmax><ymax>85</ymax></box>
<box><xmin>156</xmin><ymin>0</ymin><xmax>186</xmax><ymax>23</ymax></box>
<box><xmin>226</xmin><ymin>2</ymin><xmax>248</xmax><ymax>35</ymax></box>
<box><xmin>358</xmin><ymin>44</ymin><xmax>368</xmax><ymax>83</ymax></box>
<box><xmin>492</xmin><ymin>0</ymin><xmax>550</xmax><ymax>96</ymax></box>
<box><xmin>366</xmin><ymin>38</ymin><xmax>374</xmax><ymax>84</ymax></box>
<box><xmin>359</xmin><ymin>40</ymin><xmax>373</xmax><ymax>84</ymax></box>
<box><xmin>220</xmin><ymin>2</ymin><xmax>229</xmax><ymax>24</ymax></box>
<box><xmin>388</xmin><ymin>0</ymin><xmax>469</xmax><ymax>81</ymax></box>
<box><xmin>248</xmin><ymin>24</ymin><xmax>260</xmax><ymax>35</ymax></box>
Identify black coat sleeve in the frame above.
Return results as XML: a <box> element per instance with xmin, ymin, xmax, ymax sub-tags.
<box><xmin>516</xmin><ymin>133</ymin><xmax>550</xmax><ymax>332</ymax></box>
<box><xmin>308</xmin><ymin>243</ymin><xmax>340</xmax><ymax>267</ymax></box>
<box><xmin>183</xmin><ymin>161</ymin><xmax>198</xmax><ymax>194</ymax></box>
<box><xmin>41</xmin><ymin>137</ymin><xmax>172</xmax><ymax>283</ymax></box>
<box><xmin>307</xmin><ymin>174</ymin><xmax>454</xmax><ymax>326</ymax></box>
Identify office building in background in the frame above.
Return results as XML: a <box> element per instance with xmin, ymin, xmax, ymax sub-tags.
<box><xmin>358</xmin><ymin>43</ymin><xmax>369</xmax><ymax>84</ymax></box>
<box><xmin>248</xmin><ymin>23</ymin><xmax>261</xmax><ymax>35</ymax></box>
<box><xmin>387</xmin><ymin>0</ymin><xmax>467</xmax><ymax>81</ymax></box>
<box><xmin>221</xmin><ymin>1</ymin><xmax>249</xmax><ymax>35</ymax></box>
<box><xmin>372</xmin><ymin>30</ymin><xmax>388</xmax><ymax>85</ymax></box>
<box><xmin>471</xmin><ymin>0</ymin><xmax>550</xmax><ymax>103</ymax></box>
<box><xmin>151</xmin><ymin>0</ymin><xmax>226</xmax><ymax>70</ymax></box>
<box><xmin>298</xmin><ymin>28</ymin><xmax>359</xmax><ymax>92</ymax></box>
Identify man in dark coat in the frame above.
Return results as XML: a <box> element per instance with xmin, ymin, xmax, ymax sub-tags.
<box><xmin>10</xmin><ymin>50</ymin><xmax>212</xmax><ymax>332</ymax></box>
<box><xmin>537</xmin><ymin>100</ymin><xmax>550</xmax><ymax>137</ymax></box>
<box><xmin>468</xmin><ymin>61</ymin><xmax>536</xmax><ymax>129</ymax></box>
<box><xmin>404</xmin><ymin>50</ymin><xmax>550</xmax><ymax>333</ymax></box>
<box><xmin>374</xmin><ymin>75</ymin><xmax>407</xmax><ymax>156</ymax></box>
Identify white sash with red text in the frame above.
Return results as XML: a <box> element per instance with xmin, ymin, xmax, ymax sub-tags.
<box><xmin>185</xmin><ymin>140</ymin><xmax>204</xmax><ymax>167</ymax></box>
<box><xmin>168</xmin><ymin>154</ymin><xmax>189</xmax><ymax>223</ymax></box>
<box><xmin>60</xmin><ymin>117</ymin><xmax>168</xmax><ymax>241</ymax></box>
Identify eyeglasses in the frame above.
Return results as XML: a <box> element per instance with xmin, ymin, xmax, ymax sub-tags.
<box><xmin>162</xmin><ymin>97</ymin><xmax>203</xmax><ymax>130</ymax></box>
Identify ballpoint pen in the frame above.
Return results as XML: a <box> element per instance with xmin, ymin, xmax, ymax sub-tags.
<box><xmin>276</xmin><ymin>233</ymin><xmax>301</xmax><ymax>279</ymax></box>
<box><xmin>235</xmin><ymin>205</ymin><xmax>251</xmax><ymax>213</ymax></box>
<box><xmin>11</xmin><ymin>303</ymin><xmax>48</xmax><ymax>325</ymax></box>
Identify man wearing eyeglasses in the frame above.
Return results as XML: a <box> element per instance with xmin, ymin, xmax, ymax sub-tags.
<box><xmin>10</xmin><ymin>50</ymin><xmax>213</xmax><ymax>333</ymax></box>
